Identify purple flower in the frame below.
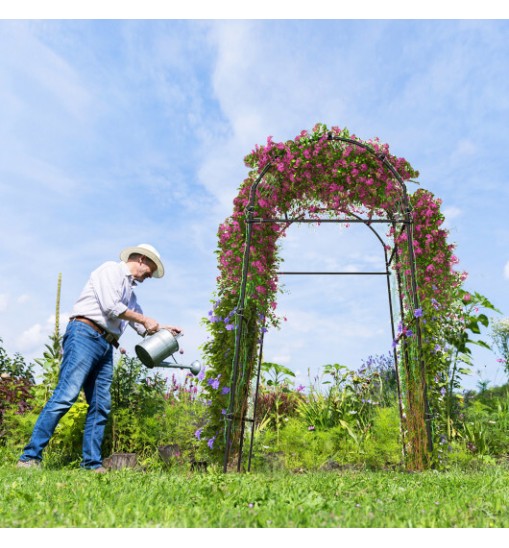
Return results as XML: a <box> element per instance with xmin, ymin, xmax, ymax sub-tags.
<box><xmin>414</xmin><ymin>308</ymin><xmax>423</xmax><ymax>318</ymax></box>
<box><xmin>208</xmin><ymin>378</ymin><xmax>220</xmax><ymax>390</ymax></box>
<box><xmin>406</xmin><ymin>329</ymin><xmax>414</xmax><ymax>337</ymax></box>
<box><xmin>308</xmin><ymin>425</ymin><xmax>315</xmax><ymax>431</ymax></box>
<box><xmin>221</xmin><ymin>386</ymin><xmax>230</xmax><ymax>395</ymax></box>
<box><xmin>296</xmin><ymin>384</ymin><xmax>305</xmax><ymax>392</ymax></box>
<box><xmin>195</xmin><ymin>428</ymin><xmax>203</xmax><ymax>440</ymax></box>
<box><xmin>225</xmin><ymin>324</ymin><xmax>235</xmax><ymax>331</ymax></box>
<box><xmin>207</xmin><ymin>436</ymin><xmax>216</xmax><ymax>449</ymax></box>
<box><xmin>207</xmin><ymin>374</ymin><xmax>221</xmax><ymax>390</ymax></box>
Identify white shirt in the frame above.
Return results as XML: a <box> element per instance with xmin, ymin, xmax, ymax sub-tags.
<box><xmin>70</xmin><ymin>261</ymin><xmax>146</xmax><ymax>337</ymax></box>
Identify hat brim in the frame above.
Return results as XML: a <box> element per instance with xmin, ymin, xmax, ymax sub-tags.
<box><xmin>120</xmin><ymin>246</ymin><xmax>165</xmax><ymax>278</ymax></box>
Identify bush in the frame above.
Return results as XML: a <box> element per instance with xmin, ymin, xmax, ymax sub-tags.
<box><xmin>0</xmin><ymin>339</ymin><xmax>36</xmax><ymax>442</ymax></box>
<box><xmin>103</xmin><ymin>357</ymin><xmax>210</xmax><ymax>465</ymax></box>
<box><xmin>362</xmin><ymin>406</ymin><xmax>403</xmax><ymax>469</ymax></box>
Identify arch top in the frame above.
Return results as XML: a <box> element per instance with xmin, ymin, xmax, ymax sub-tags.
<box><xmin>239</xmin><ymin>124</ymin><xmax>418</xmax><ymax>228</ymax></box>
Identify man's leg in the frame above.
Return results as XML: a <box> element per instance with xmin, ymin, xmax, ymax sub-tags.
<box><xmin>81</xmin><ymin>343</ymin><xmax>113</xmax><ymax>469</ymax></box>
<box><xmin>19</xmin><ymin>321</ymin><xmax>105</xmax><ymax>463</ymax></box>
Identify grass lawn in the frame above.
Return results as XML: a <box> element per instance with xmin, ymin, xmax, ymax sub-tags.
<box><xmin>2</xmin><ymin>464</ymin><xmax>509</xmax><ymax>528</ymax></box>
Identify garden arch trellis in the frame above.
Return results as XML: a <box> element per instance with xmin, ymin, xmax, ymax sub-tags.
<box><xmin>201</xmin><ymin>124</ymin><xmax>463</xmax><ymax>473</ymax></box>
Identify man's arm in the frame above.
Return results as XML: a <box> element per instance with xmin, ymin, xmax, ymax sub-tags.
<box><xmin>118</xmin><ymin>309</ymin><xmax>159</xmax><ymax>335</ymax></box>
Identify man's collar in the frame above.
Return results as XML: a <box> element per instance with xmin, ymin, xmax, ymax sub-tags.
<box><xmin>120</xmin><ymin>261</ymin><xmax>137</xmax><ymax>286</ymax></box>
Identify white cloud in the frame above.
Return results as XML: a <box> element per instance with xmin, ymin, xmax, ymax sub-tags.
<box><xmin>454</xmin><ymin>139</ymin><xmax>477</xmax><ymax>158</ymax></box>
<box><xmin>17</xmin><ymin>294</ymin><xmax>31</xmax><ymax>304</ymax></box>
<box><xmin>16</xmin><ymin>323</ymin><xmax>45</xmax><ymax>352</ymax></box>
<box><xmin>14</xmin><ymin>313</ymin><xmax>69</xmax><ymax>354</ymax></box>
<box><xmin>442</xmin><ymin>206</ymin><xmax>462</xmax><ymax>230</ymax></box>
<box><xmin>442</xmin><ymin>206</ymin><xmax>462</xmax><ymax>220</ymax></box>
<box><xmin>504</xmin><ymin>261</ymin><xmax>509</xmax><ymax>280</ymax></box>
<box><xmin>0</xmin><ymin>293</ymin><xmax>8</xmax><ymax>312</ymax></box>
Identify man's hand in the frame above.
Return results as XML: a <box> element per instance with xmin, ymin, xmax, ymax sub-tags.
<box><xmin>162</xmin><ymin>325</ymin><xmax>183</xmax><ymax>336</ymax></box>
<box><xmin>143</xmin><ymin>317</ymin><xmax>160</xmax><ymax>335</ymax></box>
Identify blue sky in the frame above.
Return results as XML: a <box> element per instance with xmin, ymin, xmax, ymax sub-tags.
<box><xmin>1</xmin><ymin>17</ymin><xmax>508</xmax><ymax>390</ymax></box>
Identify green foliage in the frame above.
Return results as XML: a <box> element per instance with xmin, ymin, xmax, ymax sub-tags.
<box><xmin>255</xmin><ymin>362</ymin><xmax>303</xmax><ymax>444</ymax></box>
<box><xmin>104</xmin><ymin>355</ymin><xmax>167</xmax><ymax>457</ymax></box>
<box><xmin>34</xmin><ymin>272</ymin><xmax>63</xmax><ymax>402</ymax></box>
<box><xmin>459</xmin><ymin>387</ymin><xmax>509</xmax><ymax>457</ymax></box>
<box><xmin>0</xmin><ymin>338</ymin><xmax>35</xmax><ymax>381</ymax></box>
<box><xmin>359</xmin><ymin>354</ymin><xmax>398</xmax><ymax>407</ymax></box>
<box><xmin>432</xmin><ymin>290</ymin><xmax>500</xmax><ymax>443</ymax></box>
<box><xmin>261</xmin><ymin>361</ymin><xmax>295</xmax><ymax>387</ymax></box>
<box><xmin>0</xmin><ymin>338</ymin><xmax>35</xmax><ymax>434</ymax></box>
<box><xmin>491</xmin><ymin>317</ymin><xmax>509</xmax><ymax>378</ymax></box>
<box><xmin>0</xmin><ymin>409</ymin><xmax>38</xmax><ymax>452</ymax></box>
<box><xmin>253</xmin><ymin>361</ymin><xmax>404</xmax><ymax>472</ymax></box>
<box><xmin>45</xmin><ymin>401</ymin><xmax>88</xmax><ymax>467</ymax></box>
<box><xmin>104</xmin><ymin>355</ymin><xmax>209</xmax><ymax>463</ymax></box>
<box><xmin>297</xmin><ymin>364</ymin><xmax>382</xmax><ymax>442</ymax></box>
<box><xmin>33</xmin><ymin>332</ymin><xmax>62</xmax><ymax>403</ymax></box>
<box><xmin>362</xmin><ymin>406</ymin><xmax>403</xmax><ymax>469</ymax></box>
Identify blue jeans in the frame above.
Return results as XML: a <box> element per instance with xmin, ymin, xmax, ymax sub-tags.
<box><xmin>19</xmin><ymin>320</ymin><xmax>114</xmax><ymax>469</ymax></box>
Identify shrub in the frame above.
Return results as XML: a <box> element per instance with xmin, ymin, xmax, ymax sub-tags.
<box><xmin>0</xmin><ymin>339</ymin><xmax>35</xmax><ymax>440</ymax></box>
<box><xmin>362</xmin><ymin>406</ymin><xmax>403</xmax><ymax>469</ymax></box>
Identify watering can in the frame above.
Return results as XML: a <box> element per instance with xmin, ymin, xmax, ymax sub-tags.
<box><xmin>134</xmin><ymin>330</ymin><xmax>202</xmax><ymax>376</ymax></box>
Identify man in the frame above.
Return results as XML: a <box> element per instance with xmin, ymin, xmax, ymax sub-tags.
<box><xmin>17</xmin><ymin>244</ymin><xmax>182</xmax><ymax>472</ymax></box>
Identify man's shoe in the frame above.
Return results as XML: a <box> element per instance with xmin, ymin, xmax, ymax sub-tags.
<box><xmin>92</xmin><ymin>466</ymin><xmax>109</xmax><ymax>474</ymax></box>
<box><xmin>17</xmin><ymin>459</ymin><xmax>41</xmax><ymax>468</ymax></box>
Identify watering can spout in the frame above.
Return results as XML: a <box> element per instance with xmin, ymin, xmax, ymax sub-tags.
<box><xmin>159</xmin><ymin>359</ymin><xmax>202</xmax><ymax>376</ymax></box>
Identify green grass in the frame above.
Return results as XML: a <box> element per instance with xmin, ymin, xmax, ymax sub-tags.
<box><xmin>2</xmin><ymin>464</ymin><xmax>509</xmax><ymax>527</ymax></box>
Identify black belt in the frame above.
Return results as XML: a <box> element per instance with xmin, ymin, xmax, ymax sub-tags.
<box><xmin>72</xmin><ymin>316</ymin><xmax>119</xmax><ymax>349</ymax></box>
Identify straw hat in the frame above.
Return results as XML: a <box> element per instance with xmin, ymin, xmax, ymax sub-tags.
<box><xmin>120</xmin><ymin>243</ymin><xmax>165</xmax><ymax>278</ymax></box>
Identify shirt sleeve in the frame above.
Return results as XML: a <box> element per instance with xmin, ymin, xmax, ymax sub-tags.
<box><xmin>89</xmin><ymin>262</ymin><xmax>128</xmax><ymax>319</ymax></box>
<box><xmin>128</xmin><ymin>293</ymin><xmax>147</xmax><ymax>336</ymax></box>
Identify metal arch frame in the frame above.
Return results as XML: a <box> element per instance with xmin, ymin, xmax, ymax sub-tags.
<box><xmin>222</xmin><ymin>135</ymin><xmax>432</xmax><ymax>472</ymax></box>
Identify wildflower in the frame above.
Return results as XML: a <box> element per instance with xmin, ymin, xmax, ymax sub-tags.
<box><xmin>195</xmin><ymin>428</ymin><xmax>203</xmax><ymax>440</ymax></box>
<box><xmin>221</xmin><ymin>386</ymin><xmax>230</xmax><ymax>395</ymax></box>
<box><xmin>414</xmin><ymin>308</ymin><xmax>423</xmax><ymax>318</ymax></box>
<box><xmin>208</xmin><ymin>375</ymin><xmax>221</xmax><ymax>390</ymax></box>
<box><xmin>296</xmin><ymin>384</ymin><xmax>305</xmax><ymax>392</ymax></box>
<box><xmin>308</xmin><ymin>425</ymin><xmax>315</xmax><ymax>431</ymax></box>
<box><xmin>207</xmin><ymin>436</ymin><xmax>216</xmax><ymax>449</ymax></box>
